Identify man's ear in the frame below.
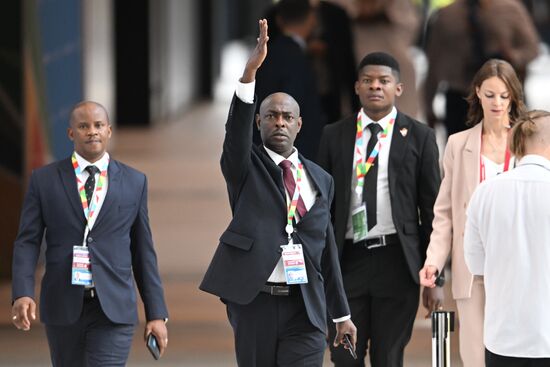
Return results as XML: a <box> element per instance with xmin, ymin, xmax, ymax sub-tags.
<box><xmin>395</xmin><ymin>82</ymin><xmax>403</xmax><ymax>97</ymax></box>
<box><xmin>255</xmin><ymin>114</ymin><xmax>261</xmax><ymax>130</ymax></box>
<box><xmin>67</xmin><ymin>127</ymin><xmax>74</xmax><ymax>141</ymax></box>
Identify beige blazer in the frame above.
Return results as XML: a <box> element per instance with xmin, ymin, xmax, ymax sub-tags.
<box><xmin>426</xmin><ymin>123</ymin><xmax>482</xmax><ymax>299</ymax></box>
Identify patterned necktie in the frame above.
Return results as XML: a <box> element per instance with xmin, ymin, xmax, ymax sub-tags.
<box><xmin>364</xmin><ymin>123</ymin><xmax>382</xmax><ymax>230</ymax></box>
<box><xmin>84</xmin><ymin>165</ymin><xmax>100</xmax><ymax>207</ymax></box>
<box><xmin>279</xmin><ymin>160</ymin><xmax>307</xmax><ymax>217</ymax></box>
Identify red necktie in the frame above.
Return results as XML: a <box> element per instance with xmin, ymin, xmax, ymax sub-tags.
<box><xmin>279</xmin><ymin>160</ymin><xmax>307</xmax><ymax>217</ymax></box>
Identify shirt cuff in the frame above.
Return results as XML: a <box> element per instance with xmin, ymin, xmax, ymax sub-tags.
<box><xmin>236</xmin><ymin>80</ymin><xmax>255</xmax><ymax>104</ymax></box>
<box><xmin>333</xmin><ymin>315</ymin><xmax>351</xmax><ymax>323</ymax></box>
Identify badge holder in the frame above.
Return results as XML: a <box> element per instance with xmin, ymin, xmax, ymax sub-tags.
<box><xmin>72</xmin><ymin>227</ymin><xmax>93</xmax><ymax>287</ymax></box>
<box><xmin>352</xmin><ymin>203</ymin><xmax>368</xmax><ymax>243</ymax></box>
<box><xmin>281</xmin><ymin>225</ymin><xmax>308</xmax><ymax>285</ymax></box>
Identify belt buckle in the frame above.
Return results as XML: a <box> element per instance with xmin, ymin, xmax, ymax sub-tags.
<box><xmin>271</xmin><ymin>285</ymin><xmax>290</xmax><ymax>296</ymax></box>
<box><xmin>366</xmin><ymin>235</ymin><xmax>386</xmax><ymax>250</ymax></box>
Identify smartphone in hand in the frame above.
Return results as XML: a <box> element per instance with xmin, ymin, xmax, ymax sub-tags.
<box><xmin>147</xmin><ymin>333</ymin><xmax>161</xmax><ymax>360</ymax></box>
<box><xmin>343</xmin><ymin>334</ymin><xmax>357</xmax><ymax>360</ymax></box>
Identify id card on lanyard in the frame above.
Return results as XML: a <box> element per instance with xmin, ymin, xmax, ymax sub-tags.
<box><xmin>282</xmin><ymin>160</ymin><xmax>308</xmax><ymax>285</ymax></box>
<box><xmin>352</xmin><ymin>110</ymin><xmax>395</xmax><ymax>242</ymax></box>
<box><xmin>70</xmin><ymin>153</ymin><xmax>109</xmax><ymax>286</ymax></box>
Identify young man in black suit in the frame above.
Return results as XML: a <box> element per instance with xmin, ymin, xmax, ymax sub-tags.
<box><xmin>200</xmin><ymin>19</ymin><xmax>356</xmax><ymax>367</ymax></box>
<box><xmin>318</xmin><ymin>52</ymin><xmax>442</xmax><ymax>366</ymax></box>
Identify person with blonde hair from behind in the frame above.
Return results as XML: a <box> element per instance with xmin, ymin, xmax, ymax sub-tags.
<box><xmin>419</xmin><ymin>58</ymin><xmax>527</xmax><ymax>367</ymax></box>
<box><xmin>464</xmin><ymin>110</ymin><xmax>550</xmax><ymax>366</ymax></box>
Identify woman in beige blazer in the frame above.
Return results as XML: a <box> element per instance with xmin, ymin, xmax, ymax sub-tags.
<box><xmin>420</xmin><ymin>59</ymin><xmax>527</xmax><ymax>367</ymax></box>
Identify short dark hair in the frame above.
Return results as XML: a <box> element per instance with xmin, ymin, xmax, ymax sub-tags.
<box><xmin>276</xmin><ymin>0</ymin><xmax>312</xmax><ymax>26</ymax></box>
<box><xmin>357</xmin><ymin>52</ymin><xmax>400</xmax><ymax>79</ymax></box>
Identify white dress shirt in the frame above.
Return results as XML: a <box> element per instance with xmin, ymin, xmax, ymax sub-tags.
<box><xmin>464</xmin><ymin>154</ymin><xmax>550</xmax><ymax>358</ymax></box>
<box><xmin>74</xmin><ymin>151</ymin><xmax>110</xmax><ymax>231</ymax></box>
<box><xmin>346</xmin><ymin>107</ymin><xmax>397</xmax><ymax>239</ymax></box>
<box><xmin>264</xmin><ymin>146</ymin><xmax>317</xmax><ymax>283</ymax></box>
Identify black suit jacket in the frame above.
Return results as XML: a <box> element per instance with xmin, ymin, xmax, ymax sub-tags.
<box><xmin>200</xmin><ymin>95</ymin><xmax>349</xmax><ymax>332</ymax></box>
<box><xmin>317</xmin><ymin>112</ymin><xmax>441</xmax><ymax>283</ymax></box>
<box><xmin>12</xmin><ymin>158</ymin><xmax>169</xmax><ymax>325</ymax></box>
<box><xmin>254</xmin><ymin>35</ymin><xmax>324</xmax><ymax>160</ymax></box>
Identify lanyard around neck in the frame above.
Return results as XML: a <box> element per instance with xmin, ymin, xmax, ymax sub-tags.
<box><xmin>354</xmin><ymin>110</ymin><xmax>395</xmax><ymax>195</ymax></box>
<box><xmin>72</xmin><ymin>152</ymin><xmax>109</xmax><ymax>224</ymax></box>
<box><xmin>285</xmin><ymin>160</ymin><xmax>304</xmax><ymax>240</ymax></box>
<box><xmin>479</xmin><ymin>134</ymin><xmax>512</xmax><ymax>183</ymax></box>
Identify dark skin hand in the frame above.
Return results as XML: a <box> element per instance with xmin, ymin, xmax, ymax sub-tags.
<box><xmin>422</xmin><ymin>286</ymin><xmax>445</xmax><ymax>318</ymax></box>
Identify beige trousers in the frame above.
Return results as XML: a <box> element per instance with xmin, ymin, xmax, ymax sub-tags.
<box><xmin>455</xmin><ymin>275</ymin><xmax>486</xmax><ymax>367</ymax></box>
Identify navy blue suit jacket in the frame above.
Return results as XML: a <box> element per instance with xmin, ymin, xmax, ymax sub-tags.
<box><xmin>200</xmin><ymin>95</ymin><xmax>349</xmax><ymax>332</ymax></box>
<box><xmin>12</xmin><ymin>158</ymin><xmax>168</xmax><ymax>325</ymax></box>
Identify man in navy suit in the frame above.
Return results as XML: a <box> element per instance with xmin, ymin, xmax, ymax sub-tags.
<box><xmin>200</xmin><ymin>19</ymin><xmax>356</xmax><ymax>366</ymax></box>
<box><xmin>11</xmin><ymin>101</ymin><xmax>169</xmax><ymax>366</ymax></box>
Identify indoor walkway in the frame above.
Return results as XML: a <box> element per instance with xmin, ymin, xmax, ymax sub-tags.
<box><xmin>0</xmin><ymin>99</ymin><xmax>460</xmax><ymax>366</ymax></box>
<box><xmin>6</xmin><ymin>43</ymin><xmax>550</xmax><ymax>367</ymax></box>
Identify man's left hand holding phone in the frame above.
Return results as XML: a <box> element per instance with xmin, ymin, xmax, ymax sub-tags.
<box><xmin>144</xmin><ymin>319</ymin><xmax>168</xmax><ymax>360</ymax></box>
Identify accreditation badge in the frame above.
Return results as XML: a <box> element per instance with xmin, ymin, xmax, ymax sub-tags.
<box><xmin>71</xmin><ymin>246</ymin><xmax>93</xmax><ymax>286</ymax></box>
<box><xmin>281</xmin><ymin>243</ymin><xmax>308</xmax><ymax>284</ymax></box>
<box><xmin>352</xmin><ymin>203</ymin><xmax>368</xmax><ymax>243</ymax></box>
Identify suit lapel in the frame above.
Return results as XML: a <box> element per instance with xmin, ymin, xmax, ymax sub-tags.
<box><xmin>388</xmin><ymin>113</ymin><xmax>410</xmax><ymax>190</ymax></box>
<box><xmin>462</xmin><ymin>123</ymin><xmax>482</xmax><ymax>197</ymax></box>
<box><xmin>341</xmin><ymin>117</ymin><xmax>356</xmax><ymax>213</ymax></box>
<box><xmin>93</xmin><ymin>159</ymin><xmax>121</xmax><ymax>229</ymax></box>
<box><xmin>58</xmin><ymin>158</ymin><xmax>86</xmax><ymax>222</ymax></box>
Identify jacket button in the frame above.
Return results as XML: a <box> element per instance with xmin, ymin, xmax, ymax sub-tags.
<box><xmin>87</xmin><ymin>236</ymin><xmax>93</xmax><ymax>243</ymax></box>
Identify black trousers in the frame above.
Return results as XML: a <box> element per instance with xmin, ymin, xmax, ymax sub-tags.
<box><xmin>226</xmin><ymin>289</ymin><xmax>326</xmax><ymax>367</ymax></box>
<box><xmin>329</xmin><ymin>240</ymin><xmax>419</xmax><ymax>367</ymax></box>
<box><xmin>45</xmin><ymin>296</ymin><xmax>135</xmax><ymax>367</ymax></box>
<box><xmin>486</xmin><ymin>348</ymin><xmax>550</xmax><ymax>367</ymax></box>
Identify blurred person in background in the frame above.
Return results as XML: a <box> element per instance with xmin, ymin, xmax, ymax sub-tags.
<box><xmin>423</xmin><ymin>0</ymin><xmax>538</xmax><ymax>136</ymax></box>
<box><xmin>264</xmin><ymin>0</ymin><xmax>358</xmax><ymax>123</ymax></box>
<box><xmin>420</xmin><ymin>59</ymin><xmax>527</xmax><ymax>367</ymax></box>
<box><xmin>351</xmin><ymin>0</ymin><xmax>422</xmax><ymax>118</ymax></box>
<box><xmin>255</xmin><ymin>0</ymin><xmax>324</xmax><ymax>160</ymax></box>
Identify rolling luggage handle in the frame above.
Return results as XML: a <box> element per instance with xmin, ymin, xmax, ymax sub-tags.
<box><xmin>431</xmin><ymin>311</ymin><xmax>455</xmax><ymax>367</ymax></box>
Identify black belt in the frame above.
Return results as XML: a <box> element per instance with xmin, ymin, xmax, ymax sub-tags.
<box><xmin>260</xmin><ymin>284</ymin><xmax>299</xmax><ymax>296</ymax></box>
<box><xmin>83</xmin><ymin>288</ymin><xmax>96</xmax><ymax>299</ymax></box>
<box><xmin>347</xmin><ymin>233</ymin><xmax>400</xmax><ymax>250</ymax></box>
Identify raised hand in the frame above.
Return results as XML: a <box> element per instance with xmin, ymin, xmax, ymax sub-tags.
<box><xmin>241</xmin><ymin>19</ymin><xmax>269</xmax><ymax>83</ymax></box>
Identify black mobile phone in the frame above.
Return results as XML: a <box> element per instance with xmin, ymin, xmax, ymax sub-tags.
<box><xmin>343</xmin><ymin>334</ymin><xmax>357</xmax><ymax>360</ymax></box>
<box><xmin>146</xmin><ymin>333</ymin><xmax>161</xmax><ymax>360</ymax></box>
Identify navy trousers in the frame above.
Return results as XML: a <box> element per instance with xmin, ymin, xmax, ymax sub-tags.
<box><xmin>45</xmin><ymin>296</ymin><xmax>135</xmax><ymax>367</ymax></box>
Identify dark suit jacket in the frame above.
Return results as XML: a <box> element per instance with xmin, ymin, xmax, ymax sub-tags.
<box><xmin>317</xmin><ymin>112</ymin><xmax>441</xmax><ymax>283</ymax></box>
<box><xmin>254</xmin><ymin>35</ymin><xmax>324</xmax><ymax>160</ymax></box>
<box><xmin>200</xmin><ymin>95</ymin><xmax>349</xmax><ymax>333</ymax></box>
<box><xmin>12</xmin><ymin>158</ymin><xmax>168</xmax><ymax>325</ymax></box>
